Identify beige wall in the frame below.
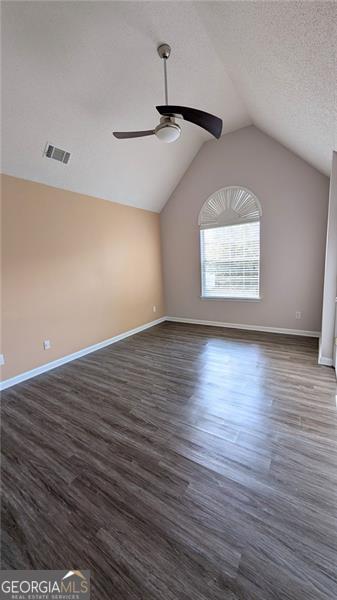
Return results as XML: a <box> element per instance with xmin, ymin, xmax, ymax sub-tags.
<box><xmin>161</xmin><ymin>126</ymin><xmax>329</xmax><ymax>333</ymax></box>
<box><xmin>1</xmin><ymin>174</ymin><xmax>165</xmax><ymax>380</ymax></box>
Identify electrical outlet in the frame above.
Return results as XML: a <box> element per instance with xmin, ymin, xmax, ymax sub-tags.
<box><xmin>153</xmin><ymin>305</ymin><xmax>157</xmax><ymax>313</ymax></box>
<box><xmin>43</xmin><ymin>340</ymin><xmax>51</xmax><ymax>350</ymax></box>
<box><xmin>295</xmin><ymin>311</ymin><xmax>302</xmax><ymax>319</ymax></box>
<box><xmin>0</xmin><ymin>354</ymin><xmax>5</xmax><ymax>366</ymax></box>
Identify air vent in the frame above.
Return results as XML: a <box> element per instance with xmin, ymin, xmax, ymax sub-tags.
<box><xmin>45</xmin><ymin>144</ymin><xmax>70</xmax><ymax>164</ymax></box>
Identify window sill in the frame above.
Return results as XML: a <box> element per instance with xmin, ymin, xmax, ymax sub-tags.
<box><xmin>200</xmin><ymin>295</ymin><xmax>262</xmax><ymax>302</ymax></box>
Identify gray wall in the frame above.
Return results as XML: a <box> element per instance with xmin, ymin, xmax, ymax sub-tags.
<box><xmin>161</xmin><ymin>126</ymin><xmax>329</xmax><ymax>333</ymax></box>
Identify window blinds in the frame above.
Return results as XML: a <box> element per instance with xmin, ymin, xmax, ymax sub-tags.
<box><xmin>200</xmin><ymin>221</ymin><xmax>260</xmax><ymax>299</ymax></box>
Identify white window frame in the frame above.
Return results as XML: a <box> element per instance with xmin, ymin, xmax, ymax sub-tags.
<box><xmin>198</xmin><ymin>186</ymin><xmax>262</xmax><ymax>302</ymax></box>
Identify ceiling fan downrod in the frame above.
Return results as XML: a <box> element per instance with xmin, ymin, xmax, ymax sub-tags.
<box><xmin>157</xmin><ymin>43</ymin><xmax>171</xmax><ymax>106</ymax></box>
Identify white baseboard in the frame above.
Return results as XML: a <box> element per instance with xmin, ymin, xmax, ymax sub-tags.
<box><xmin>166</xmin><ymin>316</ymin><xmax>320</xmax><ymax>338</ymax></box>
<box><xmin>0</xmin><ymin>316</ymin><xmax>167</xmax><ymax>391</ymax></box>
<box><xmin>318</xmin><ymin>356</ymin><xmax>333</xmax><ymax>366</ymax></box>
<box><xmin>0</xmin><ymin>315</ymin><xmax>324</xmax><ymax>391</ymax></box>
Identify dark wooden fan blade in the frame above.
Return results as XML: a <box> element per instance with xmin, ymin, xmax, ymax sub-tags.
<box><xmin>156</xmin><ymin>105</ymin><xmax>222</xmax><ymax>139</ymax></box>
<box><xmin>113</xmin><ymin>130</ymin><xmax>155</xmax><ymax>139</ymax></box>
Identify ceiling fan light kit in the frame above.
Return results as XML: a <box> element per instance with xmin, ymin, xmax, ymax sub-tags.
<box><xmin>113</xmin><ymin>44</ymin><xmax>222</xmax><ymax>143</ymax></box>
<box><xmin>155</xmin><ymin>117</ymin><xmax>181</xmax><ymax>143</ymax></box>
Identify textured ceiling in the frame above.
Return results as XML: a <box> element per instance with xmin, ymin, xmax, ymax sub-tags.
<box><xmin>2</xmin><ymin>2</ymin><xmax>336</xmax><ymax>212</ymax></box>
<box><xmin>197</xmin><ymin>1</ymin><xmax>337</xmax><ymax>177</ymax></box>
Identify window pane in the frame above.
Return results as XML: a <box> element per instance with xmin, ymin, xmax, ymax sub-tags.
<box><xmin>200</xmin><ymin>222</ymin><xmax>260</xmax><ymax>298</ymax></box>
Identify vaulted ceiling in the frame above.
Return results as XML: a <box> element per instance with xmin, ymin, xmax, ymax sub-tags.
<box><xmin>2</xmin><ymin>1</ymin><xmax>336</xmax><ymax>212</ymax></box>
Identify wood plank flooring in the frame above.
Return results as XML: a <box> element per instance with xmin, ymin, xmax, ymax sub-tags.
<box><xmin>1</xmin><ymin>322</ymin><xmax>337</xmax><ymax>599</ymax></box>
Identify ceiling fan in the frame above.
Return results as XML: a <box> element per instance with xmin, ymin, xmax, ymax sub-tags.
<box><xmin>113</xmin><ymin>44</ymin><xmax>223</xmax><ymax>143</ymax></box>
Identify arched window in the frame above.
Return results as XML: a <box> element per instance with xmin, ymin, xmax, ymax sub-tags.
<box><xmin>199</xmin><ymin>186</ymin><xmax>262</xmax><ymax>299</ymax></box>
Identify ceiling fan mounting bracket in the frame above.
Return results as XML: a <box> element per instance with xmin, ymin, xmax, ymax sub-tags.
<box><xmin>157</xmin><ymin>43</ymin><xmax>171</xmax><ymax>60</ymax></box>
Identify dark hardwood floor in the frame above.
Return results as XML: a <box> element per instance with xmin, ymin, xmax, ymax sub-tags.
<box><xmin>1</xmin><ymin>322</ymin><xmax>337</xmax><ymax>599</ymax></box>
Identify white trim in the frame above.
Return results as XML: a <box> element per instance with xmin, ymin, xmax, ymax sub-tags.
<box><xmin>0</xmin><ymin>317</ymin><xmax>167</xmax><ymax>391</ymax></box>
<box><xmin>318</xmin><ymin>356</ymin><xmax>333</xmax><ymax>366</ymax></box>
<box><xmin>200</xmin><ymin>295</ymin><xmax>262</xmax><ymax>302</ymax></box>
<box><xmin>318</xmin><ymin>335</ymin><xmax>334</xmax><ymax>366</ymax></box>
<box><xmin>166</xmin><ymin>316</ymin><xmax>320</xmax><ymax>338</ymax></box>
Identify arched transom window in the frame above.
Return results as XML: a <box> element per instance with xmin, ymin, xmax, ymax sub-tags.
<box><xmin>199</xmin><ymin>186</ymin><xmax>262</xmax><ymax>299</ymax></box>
